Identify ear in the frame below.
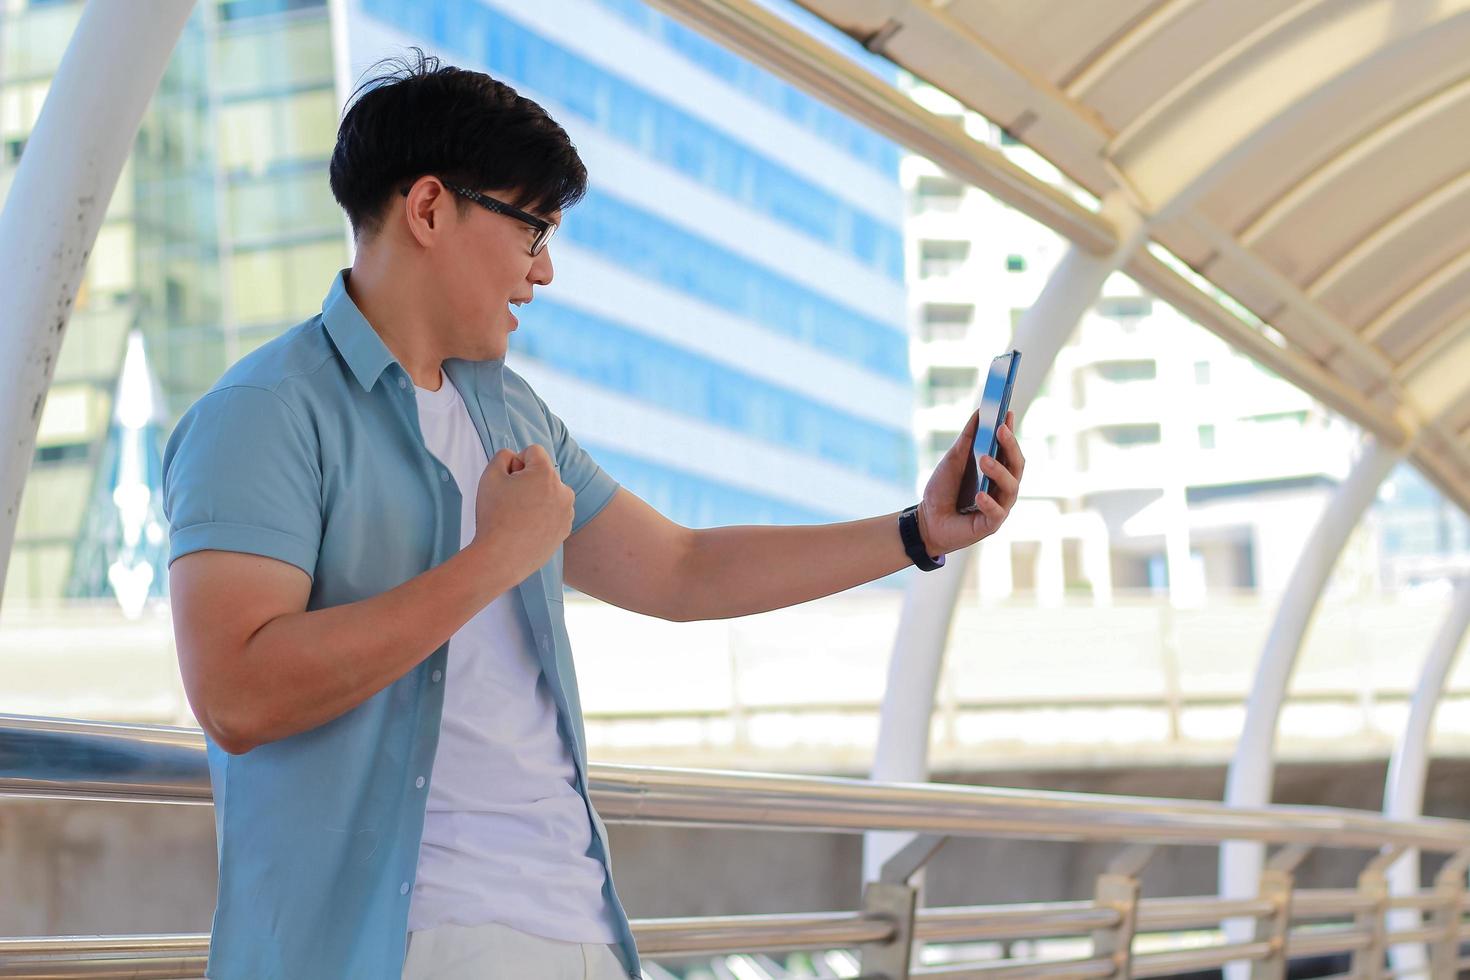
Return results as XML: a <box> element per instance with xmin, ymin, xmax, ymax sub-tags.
<box><xmin>402</xmin><ymin>176</ymin><xmax>452</xmax><ymax>249</ymax></box>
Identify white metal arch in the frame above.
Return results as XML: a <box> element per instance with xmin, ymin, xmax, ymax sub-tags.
<box><xmin>0</xmin><ymin>0</ymin><xmax>195</xmax><ymax>604</ymax></box>
<box><xmin>1384</xmin><ymin>577</ymin><xmax>1470</xmax><ymax>976</ymax></box>
<box><xmin>673</xmin><ymin>16</ymin><xmax>1470</xmax><ymax>961</ymax></box>
<box><xmin>864</xmin><ymin>191</ymin><xmax>1150</xmax><ymax>879</ymax></box>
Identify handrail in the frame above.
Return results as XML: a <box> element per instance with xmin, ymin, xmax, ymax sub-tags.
<box><xmin>5</xmin><ymin>917</ymin><xmax>1465</xmax><ymax>978</ymax></box>
<box><xmin>9</xmin><ymin>714</ymin><xmax>1470</xmax><ymax>853</ymax></box>
<box><xmin>7</xmin><ymin>713</ymin><xmax>1470</xmax><ymax>979</ymax></box>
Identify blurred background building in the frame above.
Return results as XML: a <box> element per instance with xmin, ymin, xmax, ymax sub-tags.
<box><xmin>0</xmin><ymin>0</ymin><xmax>914</xmax><ymax>606</ymax></box>
<box><xmin>900</xmin><ymin>79</ymin><xmax>1466</xmax><ymax>608</ymax></box>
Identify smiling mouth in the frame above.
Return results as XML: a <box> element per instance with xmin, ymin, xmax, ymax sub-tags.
<box><xmin>508</xmin><ymin>298</ymin><xmax>530</xmax><ymax>329</ymax></box>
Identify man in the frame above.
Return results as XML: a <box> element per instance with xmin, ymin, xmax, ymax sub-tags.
<box><xmin>163</xmin><ymin>54</ymin><xmax>1023</xmax><ymax>980</ymax></box>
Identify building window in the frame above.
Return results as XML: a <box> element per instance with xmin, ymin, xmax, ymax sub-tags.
<box><xmin>34</xmin><ymin>442</ymin><xmax>91</xmax><ymax>466</ymax></box>
<box><xmin>1097</xmin><ymin>295</ymin><xmax>1153</xmax><ymax>319</ymax></box>
<box><xmin>915</xmin><ymin>175</ymin><xmax>964</xmax><ymax>210</ymax></box>
<box><xmin>1095</xmin><ymin>360</ymin><xmax>1157</xmax><ymax>383</ymax></box>
<box><xmin>919</xmin><ymin>239</ymin><xmax>969</xmax><ymax>278</ymax></box>
<box><xmin>1198</xmin><ymin>424</ymin><xmax>1216</xmax><ymax>450</ymax></box>
<box><xmin>1099</xmin><ymin>424</ymin><xmax>1161</xmax><ymax>446</ymax></box>
<box><xmin>1195</xmin><ymin>360</ymin><xmax>1211</xmax><ymax>384</ymax></box>
<box><xmin>919</xmin><ymin>303</ymin><xmax>974</xmax><ymax>342</ymax></box>
<box><xmin>1243</xmin><ymin>410</ymin><xmax>1309</xmax><ymax>427</ymax></box>
<box><xmin>4</xmin><ymin>138</ymin><xmax>24</xmax><ymax>163</ymax></box>
<box><xmin>928</xmin><ymin>430</ymin><xmax>960</xmax><ymax>456</ymax></box>
<box><xmin>925</xmin><ymin>366</ymin><xmax>978</xmax><ymax>407</ymax></box>
<box><xmin>1005</xmin><ymin>254</ymin><xmax>1026</xmax><ymax>273</ymax></box>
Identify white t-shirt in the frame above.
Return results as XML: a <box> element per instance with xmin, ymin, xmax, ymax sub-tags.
<box><xmin>408</xmin><ymin>372</ymin><xmax>617</xmax><ymax>944</ymax></box>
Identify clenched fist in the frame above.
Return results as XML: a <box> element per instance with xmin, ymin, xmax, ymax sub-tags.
<box><xmin>471</xmin><ymin>444</ymin><xmax>574</xmax><ymax>580</ymax></box>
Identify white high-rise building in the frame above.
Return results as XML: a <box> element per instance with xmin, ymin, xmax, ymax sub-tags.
<box><xmin>903</xmin><ymin>82</ymin><xmax>1365</xmax><ymax>606</ymax></box>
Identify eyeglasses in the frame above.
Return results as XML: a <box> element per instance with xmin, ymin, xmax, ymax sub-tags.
<box><xmin>445</xmin><ymin>183</ymin><xmax>557</xmax><ymax>256</ymax></box>
<box><xmin>398</xmin><ymin>182</ymin><xmax>558</xmax><ymax>256</ymax></box>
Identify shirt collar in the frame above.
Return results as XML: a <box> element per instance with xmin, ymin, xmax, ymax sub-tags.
<box><xmin>322</xmin><ymin>269</ymin><xmax>399</xmax><ymax>393</ymax></box>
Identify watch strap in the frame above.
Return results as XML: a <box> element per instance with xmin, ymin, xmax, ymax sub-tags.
<box><xmin>899</xmin><ymin>504</ymin><xmax>944</xmax><ymax>571</ymax></box>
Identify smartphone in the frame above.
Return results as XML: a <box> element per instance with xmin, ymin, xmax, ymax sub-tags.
<box><xmin>956</xmin><ymin>350</ymin><xmax>1021</xmax><ymax>514</ymax></box>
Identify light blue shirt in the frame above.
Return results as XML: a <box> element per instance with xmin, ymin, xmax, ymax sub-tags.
<box><xmin>162</xmin><ymin>271</ymin><xmax>639</xmax><ymax>979</ymax></box>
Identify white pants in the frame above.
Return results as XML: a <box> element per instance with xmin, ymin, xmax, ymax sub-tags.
<box><xmin>401</xmin><ymin>922</ymin><xmax>631</xmax><ymax>980</ymax></box>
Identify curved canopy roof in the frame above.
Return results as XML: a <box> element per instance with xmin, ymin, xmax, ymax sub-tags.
<box><xmin>659</xmin><ymin>0</ymin><xmax>1470</xmax><ymax>509</ymax></box>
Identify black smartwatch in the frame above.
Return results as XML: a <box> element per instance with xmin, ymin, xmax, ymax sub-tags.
<box><xmin>898</xmin><ymin>504</ymin><xmax>944</xmax><ymax>571</ymax></box>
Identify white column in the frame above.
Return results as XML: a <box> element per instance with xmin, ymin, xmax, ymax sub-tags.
<box><xmin>1385</xmin><ymin>577</ymin><xmax>1470</xmax><ymax>978</ymax></box>
<box><xmin>1219</xmin><ymin>434</ymin><xmax>1402</xmax><ymax>973</ymax></box>
<box><xmin>864</xmin><ymin>192</ymin><xmax>1147</xmax><ymax>880</ymax></box>
<box><xmin>977</xmin><ymin>530</ymin><xmax>1013</xmax><ymax>603</ymax></box>
<box><xmin>1164</xmin><ymin>487</ymin><xmax>1200</xmax><ymax>606</ymax></box>
<box><xmin>1160</xmin><ymin>345</ymin><xmax>1201</xmax><ymax>607</ymax></box>
<box><xmin>1083</xmin><ymin>516</ymin><xmax>1114</xmax><ymax>608</ymax></box>
<box><xmin>1037</xmin><ymin>511</ymin><xmax>1065</xmax><ymax>609</ymax></box>
<box><xmin>0</xmin><ymin>0</ymin><xmax>195</xmax><ymax>603</ymax></box>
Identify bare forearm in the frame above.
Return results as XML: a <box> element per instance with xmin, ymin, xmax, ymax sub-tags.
<box><xmin>220</xmin><ymin>545</ymin><xmax>522</xmax><ymax>750</ymax></box>
<box><xmin>679</xmin><ymin>512</ymin><xmax>910</xmax><ymax>620</ymax></box>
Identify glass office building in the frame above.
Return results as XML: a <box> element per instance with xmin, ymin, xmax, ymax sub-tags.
<box><xmin>0</xmin><ymin>0</ymin><xmax>913</xmax><ymax>602</ymax></box>
<box><xmin>344</xmin><ymin>0</ymin><xmax>913</xmax><ymax>528</ymax></box>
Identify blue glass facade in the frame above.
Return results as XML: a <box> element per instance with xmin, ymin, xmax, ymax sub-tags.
<box><xmin>588</xmin><ymin>0</ymin><xmax>903</xmax><ymax>176</ymax></box>
<box><xmin>360</xmin><ymin>0</ymin><xmax>904</xmax><ymax>281</ymax></box>
<box><xmin>563</xmin><ymin>191</ymin><xmax>907</xmax><ymax>381</ymax></box>
<box><xmin>583</xmin><ymin>444</ymin><xmax>838</xmax><ymax>527</ymax></box>
<box><xmin>357</xmin><ymin>0</ymin><xmax>913</xmax><ymax>529</ymax></box>
<box><xmin>514</xmin><ymin>298</ymin><xmax>912</xmax><ymax>483</ymax></box>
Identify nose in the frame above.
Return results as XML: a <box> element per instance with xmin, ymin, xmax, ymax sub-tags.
<box><xmin>530</xmin><ymin>248</ymin><xmax>553</xmax><ymax>287</ymax></box>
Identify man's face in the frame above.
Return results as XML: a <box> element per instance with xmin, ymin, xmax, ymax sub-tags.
<box><xmin>439</xmin><ymin>185</ymin><xmax>560</xmax><ymax>360</ymax></box>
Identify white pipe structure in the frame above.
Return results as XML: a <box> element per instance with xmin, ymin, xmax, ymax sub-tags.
<box><xmin>1384</xmin><ymin>577</ymin><xmax>1470</xmax><ymax>978</ymax></box>
<box><xmin>1219</xmin><ymin>434</ymin><xmax>1403</xmax><ymax>976</ymax></box>
<box><xmin>863</xmin><ymin>191</ymin><xmax>1148</xmax><ymax>882</ymax></box>
<box><xmin>0</xmin><ymin>0</ymin><xmax>195</xmax><ymax>606</ymax></box>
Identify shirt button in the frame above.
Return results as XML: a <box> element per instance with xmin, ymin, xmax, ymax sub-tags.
<box><xmin>431</xmin><ymin>669</ymin><xmax>442</xmax><ymax>683</ymax></box>
<box><xmin>415</xmin><ymin>776</ymin><xmax>426</xmax><ymax>789</ymax></box>
<box><xmin>440</xmin><ymin>470</ymin><xmax>450</xmax><ymax>482</ymax></box>
<box><xmin>398</xmin><ymin>376</ymin><xmax>407</xmax><ymax>389</ymax></box>
<box><xmin>399</xmin><ymin>881</ymin><xmax>410</xmax><ymax>896</ymax></box>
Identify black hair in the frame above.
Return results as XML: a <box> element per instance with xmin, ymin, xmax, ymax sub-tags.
<box><xmin>329</xmin><ymin>49</ymin><xmax>588</xmax><ymax>238</ymax></box>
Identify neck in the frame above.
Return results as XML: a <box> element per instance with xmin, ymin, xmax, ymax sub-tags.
<box><xmin>344</xmin><ymin>250</ymin><xmax>447</xmax><ymax>390</ymax></box>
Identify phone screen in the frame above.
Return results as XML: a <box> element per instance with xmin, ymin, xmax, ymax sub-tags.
<box><xmin>972</xmin><ymin>357</ymin><xmax>1012</xmax><ymax>474</ymax></box>
<box><xmin>956</xmin><ymin>351</ymin><xmax>1020</xmax><ymax>513</ymax></box>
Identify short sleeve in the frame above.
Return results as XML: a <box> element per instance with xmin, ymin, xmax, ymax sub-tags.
<box><xmin>532</xmin><ymin>393</ymin><xmax>619</xmax><ymax>533</ymax></box>
<box><xmin>163</xmin><ymin>385</ymin><xmax>323</xmax><ymax>578</ymax></box>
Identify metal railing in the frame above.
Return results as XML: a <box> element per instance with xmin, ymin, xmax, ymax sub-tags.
<box><xmin>4</xmin><ymin>713</ymin><xmax>1470</xmax><ymax>979</ymax></box>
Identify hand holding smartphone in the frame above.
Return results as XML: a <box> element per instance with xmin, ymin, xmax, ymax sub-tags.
<box><xmin>956</xmin><ymin>350</ymin><xmax>1021</xmax><ymax>514</ymax></box>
